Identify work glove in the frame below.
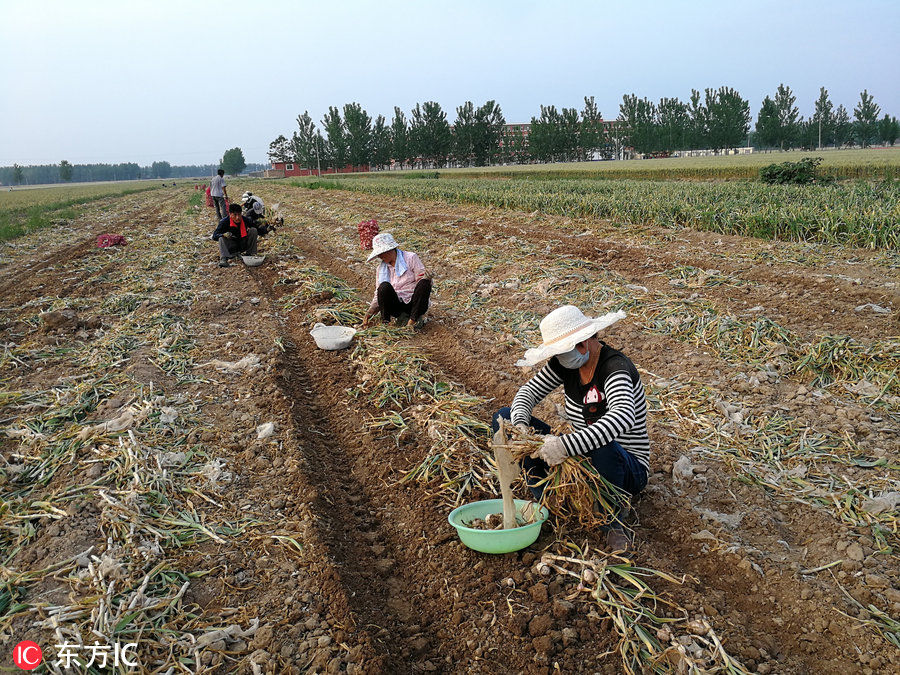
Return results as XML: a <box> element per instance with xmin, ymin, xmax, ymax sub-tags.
<box><xmin>514</xmin><ymin>423</ymin><xmax>530</xmax><ymax>435</ymax></box>
<box><xmin>531</xmin><ymin>435</ymin><xmax>567</xmax><ymax>466</ymax></box>
<box><xmin>223</xmin><ymin>232</ymin><xmax>233</xmax><ymax>239</ymax></box>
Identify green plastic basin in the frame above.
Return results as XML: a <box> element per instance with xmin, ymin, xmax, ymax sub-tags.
<box><xmin>448</xmin><ymin>499</ymin><xmax>549</xmax><ymax>554</ymax></box>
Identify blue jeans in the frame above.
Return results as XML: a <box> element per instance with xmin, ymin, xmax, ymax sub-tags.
<box><xmin>491</xmin><ymin>407</ymin><xmax>648</xmax><ymax>503</ymax></box>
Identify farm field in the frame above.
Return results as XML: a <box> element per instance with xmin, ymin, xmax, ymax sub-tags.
<box><xmin>375</xmin><ymin>147</ymin><xmax>900</xmax><ymax>181</ymax></box>
<box><xmin>297</xmin><ymin>175</ymin><xmax>900</xmax><ymax>249</ymax></box>
<box><xmin>1</xmin><ymin>179</ymin><xmax>898</xmax><ymax>673</ymax></box>
<box><xmin>0</xmin><ymin>180</ymin><xmax>170</xmax><ymax>209</ymax></box>
<box><xmin>0</xmin><ymin>181</ymin><xmax>171</xmax><ymax>243</ymax></box>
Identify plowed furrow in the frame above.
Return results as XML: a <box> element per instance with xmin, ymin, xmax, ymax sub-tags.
<box><xmin>275</xmin><ymin>218</ymin><xmax>877</xmax><ymax>672</ymax></box>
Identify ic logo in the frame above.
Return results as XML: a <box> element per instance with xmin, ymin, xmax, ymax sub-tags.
<box><xmin>13</xmin><ymin>641</ymin><xmax>42</xmax><ymax>670</ymax></box>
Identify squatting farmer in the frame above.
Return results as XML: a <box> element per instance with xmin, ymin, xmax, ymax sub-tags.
<box><xmin>492</xmin><ymin>305</ymin><xmax>650</xmax><ymax>551</ymax></box>
<box><xmin>210</xmin><ymin>169</ymin><xmax>229</xmax><ymax>220</ymax></box>
<box><xmin>241</xmin><ymin>191</ymin><xmax>266</xmax><ymax>228</ymax></box>
<box><xmin>361</xmin><ymin>232</ymin><xmax>432</xmax><ymax>329</ymax></box>
<box><xmin>212</xmin><ymin>203</ymin><xmax>258</xmax><ymax>267</ymax></box>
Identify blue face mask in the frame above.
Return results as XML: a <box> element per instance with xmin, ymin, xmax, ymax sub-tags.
<box><xmin>557</xmin><ymin>347</ymin><xmax>589</xmax><ymax>370</ymax></box>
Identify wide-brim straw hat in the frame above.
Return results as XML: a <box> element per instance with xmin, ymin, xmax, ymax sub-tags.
<box><xmin>367</xmin><ymin>232</ymin><xmax>400</xmax><ymax>261</ymax></box>
<box><xmin>516</xmin><ymin>305</ymin><xmax>626</xmax><ymax>367</ymax></box>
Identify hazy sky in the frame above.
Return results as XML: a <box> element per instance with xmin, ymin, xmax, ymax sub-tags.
<box><xmin>1</xmin><ymin>0</ymin><xmax>897</xmax><ymax>167</ymax></box>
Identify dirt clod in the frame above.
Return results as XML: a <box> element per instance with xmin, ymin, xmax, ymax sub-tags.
<box><xmin>528</xmin><ymin>614</ymin><xmax>553</xmax><ymax>637</ymax></box>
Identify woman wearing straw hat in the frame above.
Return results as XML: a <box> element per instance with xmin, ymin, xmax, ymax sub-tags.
<box><xmin>493</xmin><ymin>305</ymin><xmax>650</xmax><ymax>551</ymax></box>
<box><xmin>361</xmin><ymin>232</ymin><xmax>432</xmax><ymax>328</ymax></box>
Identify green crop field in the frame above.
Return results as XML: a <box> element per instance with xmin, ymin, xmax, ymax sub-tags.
<box><xmin>297</xmin><ymin>174</ymin><xmax>900</xmax><ymax>250</ymax></box>
<box><xmin>359</xmin><ymin>147</ymin><xmax>900</xmax><ymax>181</ymax></box>
<box><xmin>0</xmin><ymin>181</ymin><xmax>166</xmax><ymax>242</ymax></box>
<box><xmin>0</xmin><ymin>180</ymin><xmax>168</xmax><ymax>210</ymax></box>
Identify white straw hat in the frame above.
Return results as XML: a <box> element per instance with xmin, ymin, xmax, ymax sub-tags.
<box><xmin>516</xmin><ymin>305</ymin><xmax>626</xmax><ymax>367</ymax></box>
<box><xmin>367</xmin><ymin>232</ymin><xmax>400</xmax><ymax>261</ymax></box>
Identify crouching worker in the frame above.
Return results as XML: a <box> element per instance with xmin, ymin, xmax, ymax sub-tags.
<box><xmin>241</xmin><ymin>192</ymin><xmax>282</xmax><ymax>236</ymax></box>
<box><xmin>492</xmin><ymin>305</ymin><xmax>650</xmax><ymax>551</ymax></box>
<box><xmin>241</xmin><ymin>192</ymin><xmax>266</xmax><ymax>228</ymax></box>
<box><xmin>361</xmin><ymin>232</ymin><xmax>432</xmax><ymax>328</ymax></box>
<box><xmin>212</xmin><ymin>203</ymin><xmax>257</xmax><ymax>267</ymax></box>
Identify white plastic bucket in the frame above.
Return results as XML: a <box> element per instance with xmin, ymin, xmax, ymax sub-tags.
<box><xmin>310</xmin><ymin>323</ymin><xmax>357</xmax><ymax>350</ymax></box>
<box><xmin>242</xmin><ymin>255</ymin><xmax>266</xmax><ymax>267</ymax></box>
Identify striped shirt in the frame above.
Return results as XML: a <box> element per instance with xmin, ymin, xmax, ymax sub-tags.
<box><xmin>510</xmin><ymin>343</ymin><xmax>651</xmax><ymax>470</ymax></box>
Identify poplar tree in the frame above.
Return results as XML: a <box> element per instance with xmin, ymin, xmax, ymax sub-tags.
<box><xmin>580</xmin><ymin>96</ymin><xmax>604</xmax><ymax>160</ymax></box>
<box><xmin>618</xmin><ymin>94</ymin><xmax>656</xmax><ymax>154</ymax></box>
<box><xmin>705</xmin><ymin>87</ymin><xmax>750</xmax><ymax>150</ymax></box>
<box><xmin>833</xmin><ymin>105</ymin><xmax>853</xmax><ymax>147</ymax></box>
<box><xmin>371</xmin><ymin>115</ymin><xmax>392</xmax><ymax>169</ymax></box>
<box><xmin>559</xmin><ymin>107</ymin><xmax>581</xmax><ymax>161</ymax></box>
<box><xmin>391</xmin><ymin>107</ymin><xmax>409</xmax><ymax>169</ymax></box>
<box><xmin>812</xmin><ymin>87</ymin><xmax>834</xmax><ymax>148</ymax></box>
<box><xmin>343</xmin><ymin>102</ymin><xmax>373</xmax><ymax>167</ymax></box>
<box><xmin>879</xmin><ymin>115</ymin><xmax>899</xmax><ymax>146</ymax></box>
<box><xmin>412</xmin><ymin>101</ymin><xmax>452</xmax><ymax>168</ymax></box>
<box><xmin>688</xmin><ymin>89</ymin><xmax>708</xmax><ymax>150</ymax></box>
<box><xmin>452</xmin><ymin>101</ymin><xmax>476</xmax><ymax>166</ymax></box>
<box><xmin>529</xmin><ymin>105</ymin><xmax>562</xmax><ymax>162</ymax></box>
<box><xmin>321</xmin><ymin>107</ymin><xmax>347</xmax><ymax>169</ymax></box>
<box><xmin>291</xmin><ymin>112</ymin><xmax>320</xmax><ymax>169</ymax></box>
<box><xmin>472</xmin><ymin>100</ymin><xmax>505</xmax><ymax>167</ymax></box>
<box><xmin>656</xmin><ymin>97</ymin><xmax>688</xmax><ymax>153</ymax></box>
<box><xmin>853</xmin><ymin>90</ymin><xmax>881</xmax><ymax>147</ymax></box>
<box><xmin>772</xmin><ymin>84</ymin><xmax>800</xmax><ymax>149</ymax></box>
<box><xmin>755</xmin><ymin>97</ymin><xmax>780</xmax><ymax>148</ymax></box>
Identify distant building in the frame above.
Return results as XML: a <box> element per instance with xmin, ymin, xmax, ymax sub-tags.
<box><xmin>269</xmin><ymin>162</ymin><xmax>369</xmax><ymax>177</ymax></box>
<box><xmin>669</xmin><ymin>147</ymin><xmax>754</xmax><ymax>158</ymax></box>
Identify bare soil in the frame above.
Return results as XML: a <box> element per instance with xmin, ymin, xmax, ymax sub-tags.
<box><xmin>1</xmin><ymin>184</ymin><xmax>898</xmax><ymax>674</ymax></box>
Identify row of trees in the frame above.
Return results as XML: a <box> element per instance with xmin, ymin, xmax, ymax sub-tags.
<box><xmin>271</xmin><ymin>86</ymin><xmax>897</xmax><ymax>170</ymax></box>
<box><xmin>529</xmin><ymin>85</ymin><xmax>900</xmax><ymax>155</ymax></box>
<box><xmin>572</xmin><ymin>86</ymin><xmax>896</xmax><ymax>155</ymax></box>
<box><xmin>619</xmin><ymin>87</ymin><xmax>752</xmax><ymax>154</ymax></box>
<box><xmin>269</xmin><ymin>98</ymin><xmax>624</xmax><ymax>169</ymax></box>
<box><xmin>269</xmin><ymin>100</ymin><xmax>512</xmax><ymax>170</ymax></box>
<box><xmin>756</xmin><ymin>86</ymin><xmax>897</xmax><ymax>150</ymax></box>
<box><xmin>0</xmin><ymin>156</ymin><xmax>265</xmax><ymax>186</ymax></box>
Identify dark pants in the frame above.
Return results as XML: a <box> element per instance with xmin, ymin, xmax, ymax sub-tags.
<box><xmin>376</xmin><ymin>279</ymin><xmax>432</xmax><ymax>323</ymax></box>
<box><xmin>491</xmin><ymin>407</ymin><xmax>648</xmax><ymax>503</ymax></box>
<box><xmin>218</xmin><ymin>228</ymin><xmax>258</xmax><ymax>258</ymax></box>
<box><xmin>213</xmin><ymin>196</ymin><xmax>227</xmax><ymax>220</ymax></box>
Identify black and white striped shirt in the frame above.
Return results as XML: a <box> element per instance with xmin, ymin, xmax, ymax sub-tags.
<box><xmin>510</xmin><ymin>343</ymin><xmax>651</xmax><ymax>470</ymax></box>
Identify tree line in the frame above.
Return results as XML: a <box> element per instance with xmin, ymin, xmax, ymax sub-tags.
<box><xmin>268</xmin><ymin>99</ymin><xmax>613</xmax><ymax>170</ymax></box>
<box><xmin>0</xmin><ymin>158</ymin><xmax>267</xmax><ymax>186</ymax></box>
<box><xmin>268</xmin><ymin>100</ymin><xmax>515</xmax><ymax>171</ymax></box>
<box><xmin>755</xmin><ymin>86</ymin><xmax>897</xmax><ymax>150</ymax></box>
<box><xmin>616</xmin><ymin>86</ymin><xmax>897</xmax><ymax>155</ymax></box>
<box><xmin>270</xmin><ymin>85</ymin><xmax>898</xmax><ymax>170</ymax></box>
